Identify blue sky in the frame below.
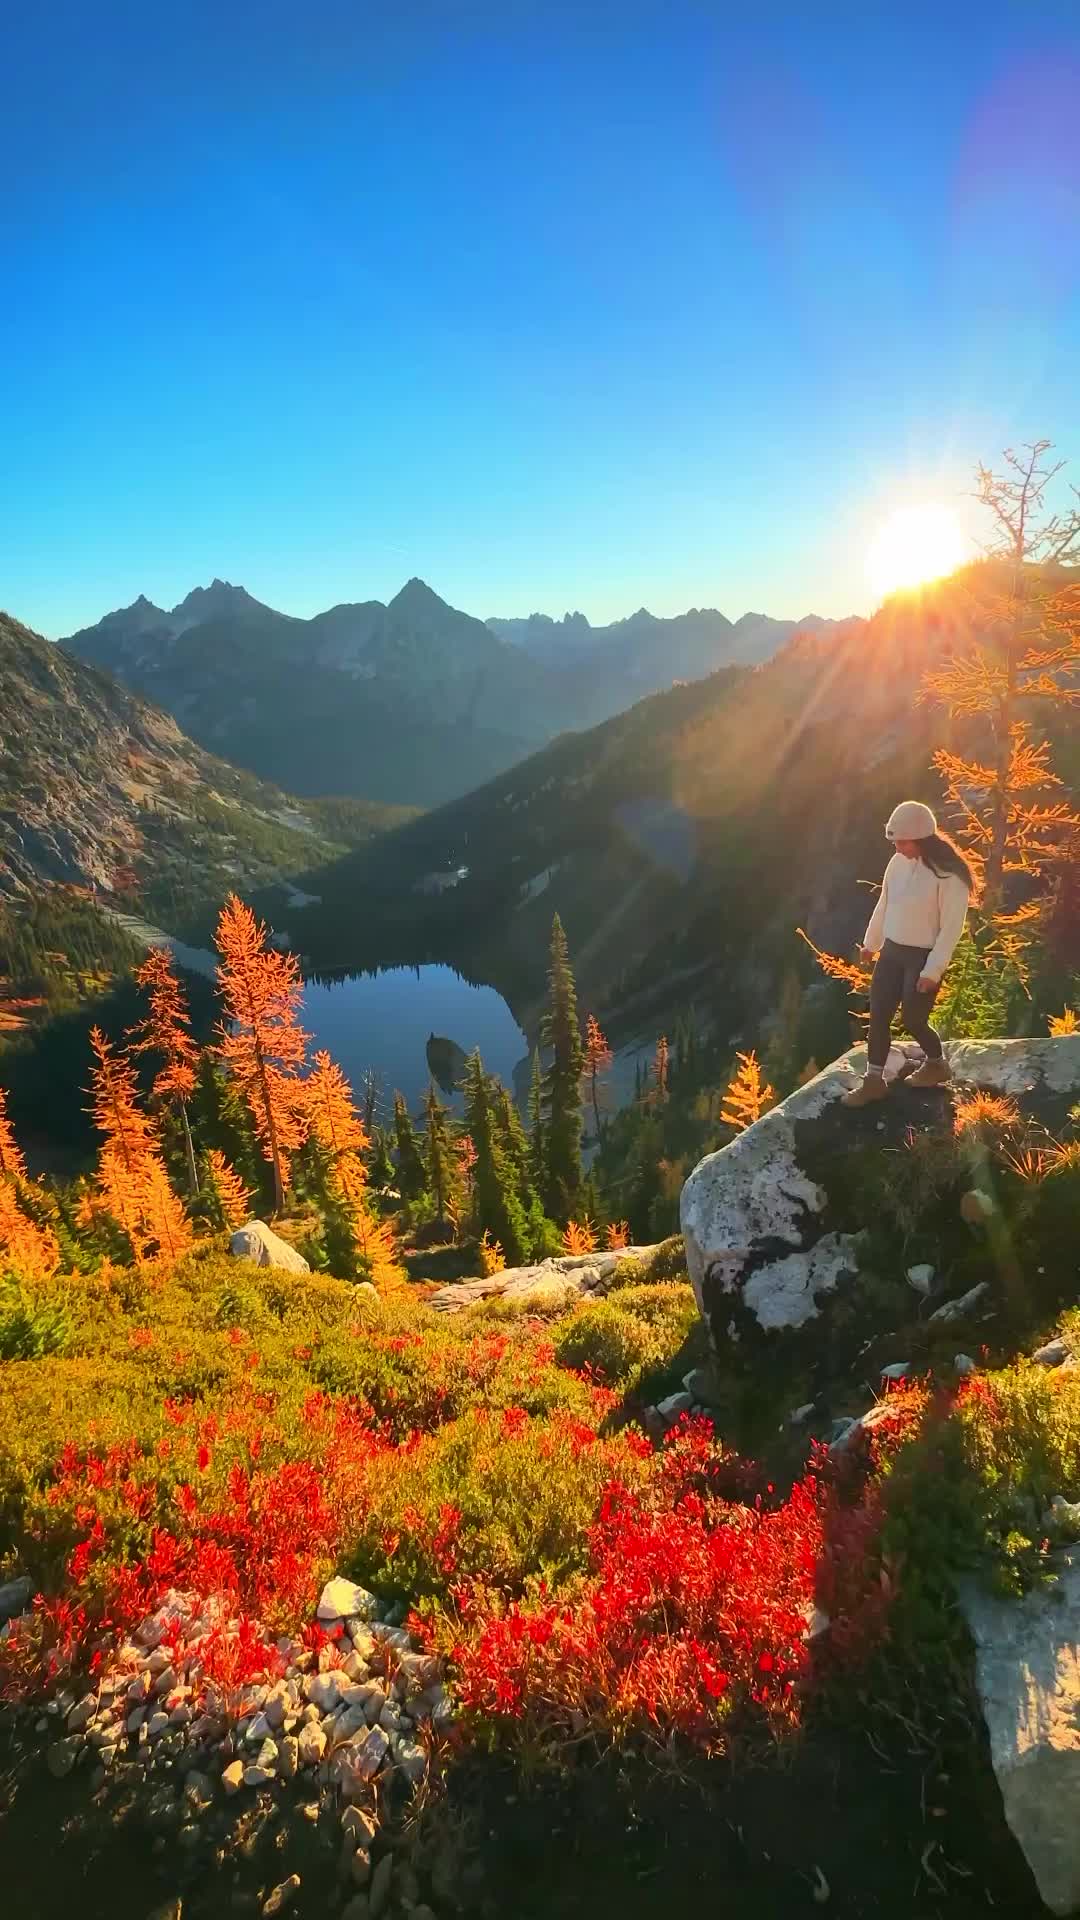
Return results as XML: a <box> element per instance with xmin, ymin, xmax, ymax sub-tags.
<box><xmin>4</xmin><ymin>0</ymin><xmax>1079</xmax><ymax>636</ymax></box>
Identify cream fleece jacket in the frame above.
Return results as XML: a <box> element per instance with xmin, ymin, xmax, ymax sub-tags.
<box><xmin>863</xmin><ymin>853</ymin><xmax>970</xmax><ymax>980</ymax></box>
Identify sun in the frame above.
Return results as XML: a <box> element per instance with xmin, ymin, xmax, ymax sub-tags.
<box><xmin>865</xmin><ymin>503</ymin><xmax>968</xmax><ymax>603</ymax></box>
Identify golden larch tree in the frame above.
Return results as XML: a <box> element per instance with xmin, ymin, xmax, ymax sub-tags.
<box><xmin>0</xmin><ymin>1180</ymin><xmax>61</xmax><ymax>1279</ymax></box>
<box><xmin>203</xmin><ymin>1148</ymin><xmax>255</xmax><ymax>1230</ymax></box>
<box><xmin>305</xmin><ymin>1049</ymin><xmax>401</xmax><ymax>1288</ymax></box>
<box><xmin>214</xmin><ymin>895</ymin><xmax>310</xmax><ymax>1213</ymax></box>
<box><xmin>563</xmin><ymin>1217</ymin><xmax>598</xmax><ymax>1256</ymax></box>
<box><xmin>581</xmin><ymin>1014</ymin><xmax>613</xmax><ymax>1142</ymax></box>
<box><xmin>653</xmin><ymin>1035</ymin><xmax>670</xmax><ymax>1105</ymax></box>
<box><xmin>131</xmin><ymin>946</ymin><xmax>201</xmax><ymax>1194</ymax></box>
<box><xmin>0</xmin><ymin>1084</ymin><xmax>27</xmax><ymax>1182</ymax></box>
<box><xmin>922</xmin><ymin>440</ymin><xmax>1080</xmax><ymax>914</ymax></box>
<box><xmin>720</xmin><ymin>1050</ymin><xmax>776</xmax><ymax>1133</ymax></box>
<box><xmin>88</xmin><ymin>1027</ymin><xmax>192</xmax><ymax>1264</ymax></box>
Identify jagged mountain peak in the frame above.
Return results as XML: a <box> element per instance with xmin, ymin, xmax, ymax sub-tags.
<box><xmin>171</xmin><ymin>579</ymin><xmax>263</xmax><ymax>621</ymax></box>
<box><xmin>388</xmin><ymin>577</ymin><xmax>452</xmax><ymax>615</ymax></box>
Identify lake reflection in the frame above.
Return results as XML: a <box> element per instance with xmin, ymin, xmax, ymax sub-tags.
<box><xmin>302</xmin><ymin>966</ymin><xmax>527</xmax><ymax>1121</ymax></box>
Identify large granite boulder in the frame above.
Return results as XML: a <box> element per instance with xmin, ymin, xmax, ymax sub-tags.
<box><xmin>229</xmin><ymin>1220</ymin><xmax>310</xmax><ymax>1275</ymax></box>
<box><xmin>960</xmin><ymin>1552</ymin><xmax>1080</xmax><ymax>1915</ymax></box>
<box><xmin>680</xmin><ymin>1037</ymin><xmax>1080</xmax><ymax>1388</ymax></box>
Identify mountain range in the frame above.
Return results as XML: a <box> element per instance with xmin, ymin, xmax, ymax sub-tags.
<box><xmin>0</xmin><ymin>608</ymin><xmax>407</xmax><ymax>918</ymax></box>
<box><xmin>63</xmin><ymin>581</ymin><xmax>859</xmax><ymax>808</ymax></box>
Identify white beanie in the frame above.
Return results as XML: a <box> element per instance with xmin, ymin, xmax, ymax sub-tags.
<box><xmin>886</xmin><ymin>800</ymin><xmax>937</xmax><ymax>841</ymax></box>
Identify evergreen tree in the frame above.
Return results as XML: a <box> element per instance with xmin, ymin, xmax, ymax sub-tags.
<box><xmin>392</xmin><ymin>1092</ymin><xmax>426</xmax><ymax>1201</ymax></box>
<box><xmin>424</xmin><ymin>1082</ymin><xmax>457</xmax><ymax>1226</ymax></box>
<box><xmin>462</xmin><ymin>1052</ymin><xmax>529</xmax><ymax>1265</ymax></box>
<box><xmin>368</xmin><ymin>1126</ymin><xmax>396</xmax><ymax>1195</ymax></box>
<box><xmin>190</xmin><ymin>1054</ymin><xmax>266</xmax><ymax>1205</ymax></box>
<box><xmin>527</xmin><ymin>1048</ymin><xmax>546</xmax><ymax>1194</ymax></box>
<box><xmin>494</xmin><ymin>1080</ymin><xmax>559</xmax><ymax>1260</ymax></box>
<box><xmin>540</xmin><ymin>914</ymin><xmax>585</xmax><ymax>1222</ymax></box>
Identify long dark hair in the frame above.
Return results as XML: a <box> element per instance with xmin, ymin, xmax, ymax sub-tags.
<box><xmin>917</xmin><ymin>831</ymin><xmax>976</xmax><ymax>895</ymax></box>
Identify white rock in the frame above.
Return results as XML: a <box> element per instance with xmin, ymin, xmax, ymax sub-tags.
<box><xmin>264</xmin><ymin>1687</ymin><xmax>289</xmax><ymax>1728</ymax></box>
<box><xmin>961</xmin><ymin>1551</ymin><xmax>1080</xmax><ymax>1914</ymax></box>
<box><xmin>277</xmin><ymin>1734</ymin><xmax>298</xmax><ymax>1781</ymax></box>
<box><xmin>906</xmin><ymin>1263</ymin><xmax>935</xmax><ymax>1296</ymax></box>
<box><xmin>297</xmin><ymin>1721</ymin><xmax>326</xmax><ymax>1767</ymax></box>
<box><xmin>222</xmin><ymin>1759</ymin><xmax>245</xmax><ymax>1794</ymax></box>
<box><xmin>349</xmin><ymin>1849</ymin><xmax>372</xmax><ymax>1887</ymax></box>
<box><xmin>229</xmin><ymin>1221</ymin><xmax>310</xmax><ymax>1275</ymax></box>
<box><xmin>243</xmin><ymin>1763</ymin><xmax>275</xmax><ymax>1788</ymax></box>
<box><xmin>395</xmin><ymin>1652</ymin><xmax>439</xmax><ymax>1695</ymax></box>
<box><xmin>0</xmin><ymin>1575</ymin><xmax>33</xmax><ymax>1621</ymax></box>
<box><xmin>147</xmin><ymin>1711</ymin><xmax>170</xmax><ymax>1739</ymax></box>
<box><xmin>317</xmin><ymin>1576</ymin><xmax>379</xmax><ymax>1623</ymax></box>
<box><xmin>656</xmin><ymin>1391</ymin><xmax>694</xmax><ymax>1421</ymax></box>
<box><xmin>1033</xmin><ymin>1338</ymin><xmax>1071</xmax><ymax>1369</ymax></box>
<box><xmin>879</xmin><ymin>1362</ymin><xmax>910</xmax><ymax>1383</ymax></box>
<box><xmin>392</xmin><ymin>1735</ymin><xmax>427</xmax><ymax>1784</ymax></box>
<box><xmin>356</xmin><ymin>1723</ymin><xmax>390</xmax><ymax>1779</ymax></box>
<box><xmin>66</xmin><ymin>1695</ymin><xmax>97</xmax><ymax>1733</ymax></box>
<box><xmin>786</xmin><ymin>1402</ymin><xmax>816</xmax><ymax>1426</ymax></box>
<box><xmin>369</xmin><ymin>1852</ymin><xmax>394</xmax><ymax>1917</ymax></box>
<box><xmin>46</xmin><ymin>1737</ymin><xmax>80</xmax><ymax>1778</ymax></box>
<box><xmin>953</xmin><ymin>1354</ymin><xmax>977</xmax><ymax>1376</ymax></box>
<box><xmin>1044</xmin><ymin>1497</ymin><xmax>1080</xmax><ymax>1537</ymax></box>
<box><xmin>362</xmin><ymin>1685</ymin><xmax>388</xmax><ymax>1725</ymax></box>
<box><xmin>928</xmin><ymin>1281</ymin><xmax>991</xmax><ymax>1325</ymax></box>
<box><xmin>305</xmin><ymin>1670</ymin><xmax>343</xmax><ymax>1712</ymax></box>
<box><xmin>342</xmin><ymin>1804</ymin><xmax>377</xmax><ymax>1847</ymax></box>
<box><xmin>262</xmin><ymin>1875</ymin><xmax>301</xmax><ymax>1917</ymax></box>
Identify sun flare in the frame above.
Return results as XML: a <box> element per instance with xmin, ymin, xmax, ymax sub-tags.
<box><xmin>865</xmin><ymin>503</ymin><xmax>968</xmax><ymax>602</ymax></box>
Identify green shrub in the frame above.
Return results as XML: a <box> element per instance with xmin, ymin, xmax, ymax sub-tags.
<box><xmin>604</xmin><ymin>1256</ymin><xmax>648</xmax><ymax>1290</ymax></box>
<box><xmin>554</xmin><ymin>1300</ymin><xmax>658</xmax><ymax>1385</ymax></box>
<box><xmin>645</xmin><ymin>1235</ymin><xmax>688</xmax><ymax>1282</ymax></box>
<box><xmin>0</xmin><ymin>1275</ymin><xmax>73</xmax><ymax>1363</ymax></box>
<box><xmin>344</xmin><ymin>1407</ymin><xmax>648</xmax><ymax>1600</ymax></box>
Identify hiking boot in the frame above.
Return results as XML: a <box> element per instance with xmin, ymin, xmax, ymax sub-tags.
<box><xmin>905</xmin><ymin>1058</ymin><xmax>952</xmax><ymax>1089</ymax></box>
<box><xmin>841</xmin><ymin>1075</ymin><xmax>889</xmax><ymax>1109</ymax></box>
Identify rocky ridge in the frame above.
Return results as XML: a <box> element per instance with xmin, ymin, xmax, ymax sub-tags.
<box><xmin>0</xmin><ymin>608</ymin><xmax>339</xmax><ymax>904</ymax></box>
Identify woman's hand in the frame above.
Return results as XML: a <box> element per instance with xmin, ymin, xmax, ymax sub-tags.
<box><xmin>916</xmin><ymin>973</ymin><xmax>939</xmax><ymax>993</ymax></box>
<box><xmin>858</xmin><ymin>946</ymin><xmax>875</xmax><ymax>965</ymax></box>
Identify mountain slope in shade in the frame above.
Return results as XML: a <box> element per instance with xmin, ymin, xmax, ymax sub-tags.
<box><xmin>293</xmin><ymin>571</ymin><xmax>1010</xmax><ymax>1031</ymax></box>
<box><xmin>0</xmin><ymin>607</ymin><xmax>402</xmax><ymax>914</ymax></box>
<box><xmin>487</xmin><ymin>604</ymin><xmax>858</xmax><ymax>686</ymax></box>
<box><xmin>65</xmin><ymin>580</ymin><xmax>863</xmax><ymax>808</ymax></box>
<box><xmin>65</xmin><ymin>580</ymin><xmax>570</xmax><ymax>807</ymax></box>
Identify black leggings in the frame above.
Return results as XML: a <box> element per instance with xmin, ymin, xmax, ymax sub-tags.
<box><xmin>868</xmin><ymin>939</ymin><xmax>943</xmax><ymax>1069</ymax></box>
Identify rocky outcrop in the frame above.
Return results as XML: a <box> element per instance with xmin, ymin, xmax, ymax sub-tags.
<box><xmin>230</xmin><ymin>1221</ymin><xmax>311</xmax><ymax>1275</ymax></box>
<box><xmin>960</xmin><ymin>1552</ymin><xmax>1080</xmax><ymax>1915</ymax></box>
<box><xmin>680</xmin><ymin>1037</ymin><xmax>1080</xmax><ymax>1370</ymax></box>
<box><xmin>428</xmin><ymin>1246</ymin><xmax>661</xmax><ymax>1315</ymax></box>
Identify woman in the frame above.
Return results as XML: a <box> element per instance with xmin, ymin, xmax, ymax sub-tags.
<box><xmin>842</xmin><ymin>800</ymin><xmax>973</xmax><ymax>1108</ymax></box>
